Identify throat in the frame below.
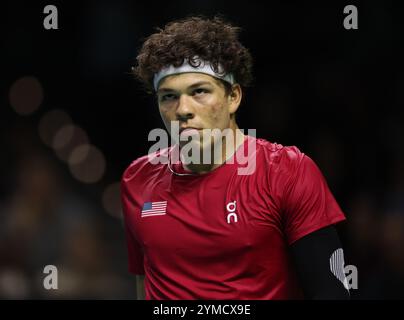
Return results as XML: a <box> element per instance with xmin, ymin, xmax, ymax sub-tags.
<box><xmin>180</xmin><ymin>129</ymin><xmax>246</xmax><ymax>174</ymax></box>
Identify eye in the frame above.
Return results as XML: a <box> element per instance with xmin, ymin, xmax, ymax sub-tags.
<box><xmin>193</xmin><ymin>88</ymin><xmax>209</xmax><ymax>96</ymax></box>
<box><xmin>160</xmin><ymin>93</ymin><xmax>177</xmax><ymax>102</ymax></box>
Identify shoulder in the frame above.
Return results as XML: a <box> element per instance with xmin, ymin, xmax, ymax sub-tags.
<box><xmin>255</xmin><ymin>137</ymin><xmax>306</xmax><ymax>175</ymax></box>
<box><xmin>121</xmin><ymin>147</ymin><xmax>171</xmax><ymax>184</ymax></box>
<box><xmin>257</xmin><ymin>138</ymin><xmax>329</xmax><ymax>200</ymax></box>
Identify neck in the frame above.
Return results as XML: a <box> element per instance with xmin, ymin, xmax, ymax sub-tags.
<box><xmin>181</xmin><ymin>124</ymin><xmax>245</xmax><ymax>174</ymax></box>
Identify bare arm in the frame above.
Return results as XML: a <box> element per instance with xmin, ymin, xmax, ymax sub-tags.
<box><xmin>136</xmin><ymin>275</ymin><xmax>145</xmax><ymax>300</ymax></box>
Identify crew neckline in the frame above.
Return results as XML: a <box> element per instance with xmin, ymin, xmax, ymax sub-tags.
<box><xmin>168</xmin><ymin>135</ymin><xmax>253</xmax><ymax>178</ymax></box>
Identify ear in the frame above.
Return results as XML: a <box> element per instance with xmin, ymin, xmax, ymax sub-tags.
<box><xmin>228</xmin><ymin>84</ymin><xmax>242</xmax><ymax>115</ymax></box>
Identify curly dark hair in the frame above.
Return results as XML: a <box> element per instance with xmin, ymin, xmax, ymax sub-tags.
<box><xmin>133</xmin><ymin>16</ymin><xmax>253</xmax><ymax>93</ymax></box>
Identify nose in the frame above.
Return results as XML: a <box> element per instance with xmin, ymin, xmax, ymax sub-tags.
<box><xmin>175</xmin><ymin>94</ymin><xmax>194</xmax><ymax>121</ymax></box>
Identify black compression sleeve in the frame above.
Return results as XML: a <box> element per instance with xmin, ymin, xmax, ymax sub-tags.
<box><xmin>291</xmin><ymin>226</ymin><xmax>350</xmax><ymax>300</ymax></box>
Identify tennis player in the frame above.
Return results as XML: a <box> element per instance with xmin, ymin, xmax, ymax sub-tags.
<box><xmin>121</xmin><ymin>16</ymin><xmax>349</xmax><ymax>299</ymax></box>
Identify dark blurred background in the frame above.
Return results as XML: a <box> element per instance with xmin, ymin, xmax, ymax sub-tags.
<box><xmin>1</xmin><ymin>0</ymin><xmax>403</xmax><ymax>299</ymax></box>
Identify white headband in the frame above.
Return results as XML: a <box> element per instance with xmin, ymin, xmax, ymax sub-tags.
<box><xmin>153</xmin><ymin>57</ymin><xmax>235</xmax><ymax>91</ymax></box>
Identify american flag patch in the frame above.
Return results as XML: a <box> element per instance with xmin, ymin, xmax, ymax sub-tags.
<box><xmin>141</xmin><ymin>201</ymin><xmax>167</xmax><ymax>217</ymax></box>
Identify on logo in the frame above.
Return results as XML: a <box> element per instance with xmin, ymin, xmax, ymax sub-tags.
<box><xmin>226</xmin><ymin>201</ymin><xmax>238</xmax><ymax>224</ymax></box>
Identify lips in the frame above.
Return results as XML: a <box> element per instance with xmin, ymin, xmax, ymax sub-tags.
<box><xmin>179</xmin><ymin>128</ymin><xmax>201</xmax><ymax>138</ymax></box>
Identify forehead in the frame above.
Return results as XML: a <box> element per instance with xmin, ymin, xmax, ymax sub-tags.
<box><xmin>157</xmin><ymin>73</ymin><xmax>222</xmax><ymax>91</ymax></box>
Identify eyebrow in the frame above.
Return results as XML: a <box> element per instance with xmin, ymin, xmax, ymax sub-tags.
<box><xmin>158</xmin><ymin>81</ymin><xmax>213</xmax><ymax>94</ymax></box>
<box><xmin>188</xmin><ymin>81</ymin><xmax>213</xmax><ymax>88</ymax></box>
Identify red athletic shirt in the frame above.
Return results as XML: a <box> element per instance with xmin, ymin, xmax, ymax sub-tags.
<box><xmin>121</xmin><ymin>135</ymin><xmax>346</xmax><ymax>299</ymax></box>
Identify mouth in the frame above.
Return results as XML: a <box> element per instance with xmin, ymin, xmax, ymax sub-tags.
<box><xmin>179</xmin><ymin>127</ymin><xmax>202</xmax><ymax>139</ymax></box>
<box><xmin>179</xmin><ymin>127</ymin><xmax>201</xmax><ymax>134</ymax></box>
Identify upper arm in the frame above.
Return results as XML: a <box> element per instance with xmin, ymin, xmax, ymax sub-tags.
<box><xmin>121</xmin><ymin>178</ymin><xmax>145</xmax><ymax>275</ymax></box>
<box><xmin>291</xmin><ymin>225</ymin><xmax>350</xmax><ymax>300</ymax></box>
<box><xmin>282</xmin><ymin>152</ymin><xmax>346</xmax><ymax>245</ymax></box>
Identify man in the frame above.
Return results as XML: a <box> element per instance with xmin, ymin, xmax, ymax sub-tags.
<box><xmin>121</xmin><ymin>16</ymin><xmax>349</xmax><ymax>299</ymax></box>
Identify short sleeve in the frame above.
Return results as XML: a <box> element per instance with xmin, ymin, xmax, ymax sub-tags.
<box><xmin>123</xmin><ymin>221</ymin><xmax>145</xmax><ymax>275</ymax></box>
<box><xmin>282</xmin><ymin>152</ymin><xmax>346</xmax><ymax>245</ymax></box>
<box><xmin>121</xmin><ymin>175</ymin><xmax>145</xmax><ymax>275</ymax></box>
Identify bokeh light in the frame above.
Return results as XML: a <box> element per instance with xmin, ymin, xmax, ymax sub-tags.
<box><xmin>9</xmin><ymin>76</ymin><xmax>44</xmax><ymax>115</ymax></box>
<box><xmin>102</xmin><ymin>182</ymin><xmax>122</xmax><ymax>219</ymax></box>
<box><xmin>38</xmin><ymin>109</ymin><xmax>73</xmax><ymax>147</ymax></box>
<box><xmin>52</xmin><ymin>124</ymin><xmax>75</xmax><ymax>150</ymax></box>
<box><xmin>68</xmin><ymin>144</ymin><xmax>106</xmax><ymax>184</ymax></box>
<box><xmin>53</xmin><ymin>125</ymin><xmax>89</xmax><ymax>162</ymax></box>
